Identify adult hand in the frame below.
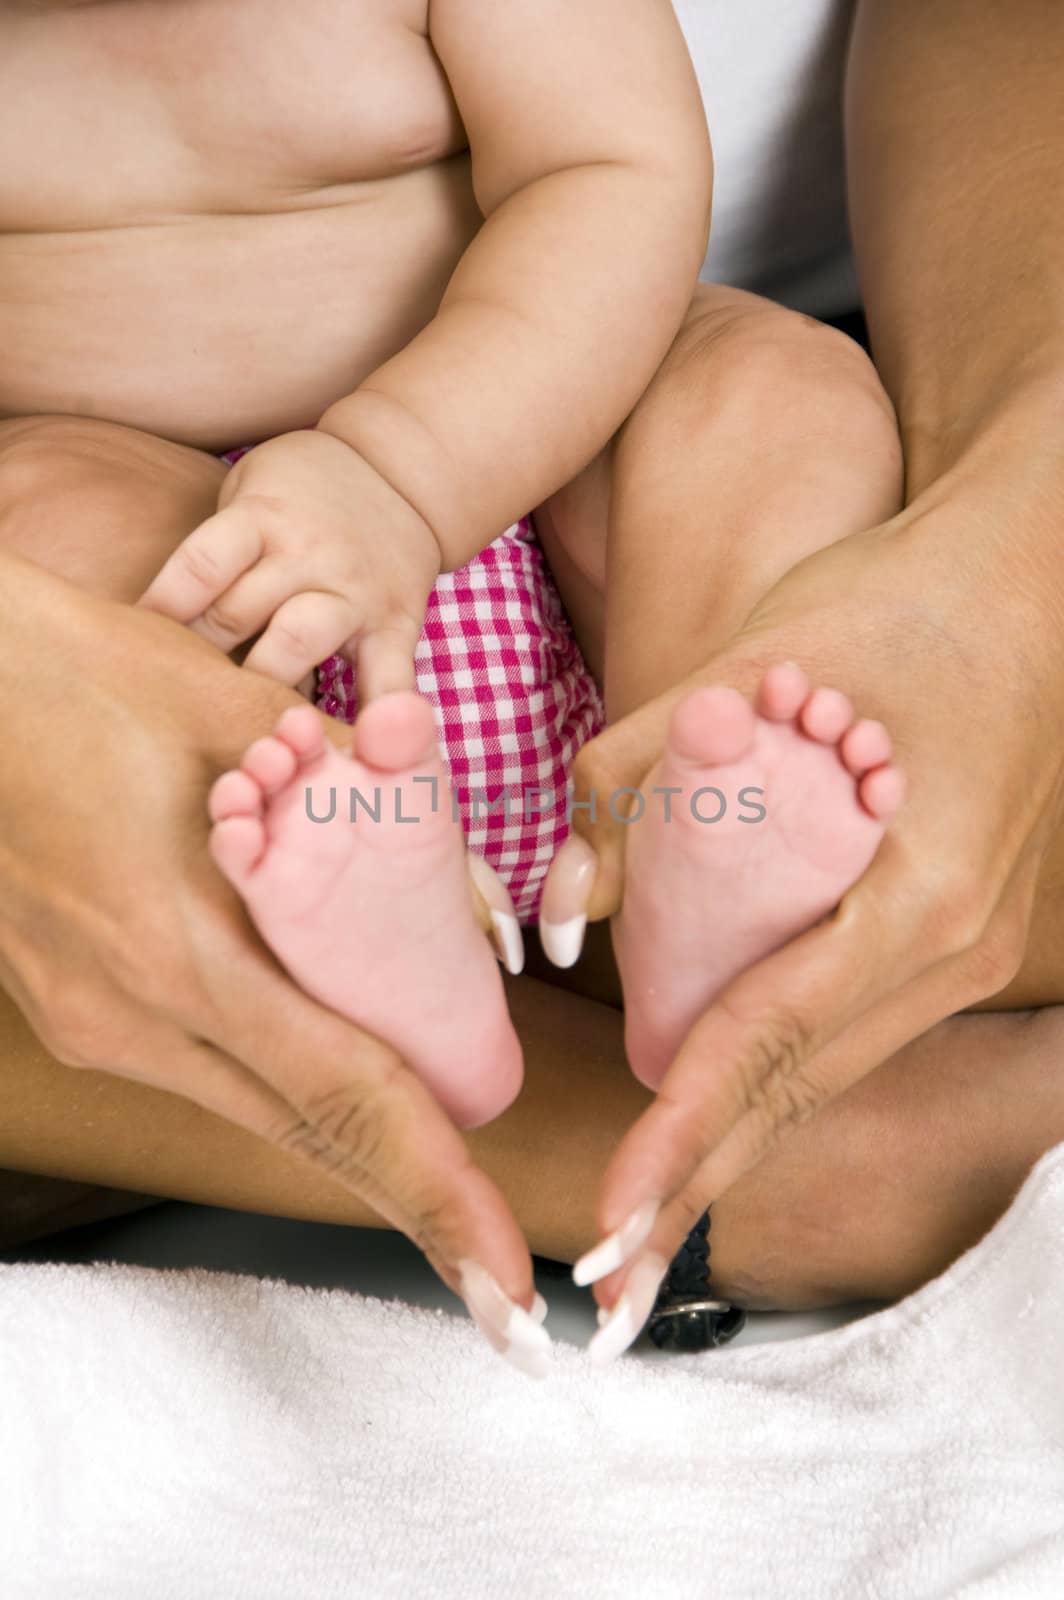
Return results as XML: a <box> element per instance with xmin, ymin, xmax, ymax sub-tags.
<box><xmin>547</xmin><ymin>458</ymin><xmax>1064</xmax><ymax>1336</ymax></box>
<box><xmin>0</xmin><ymin>555</ymin><xmax>547</xmax><ymax>1374</ymax></box>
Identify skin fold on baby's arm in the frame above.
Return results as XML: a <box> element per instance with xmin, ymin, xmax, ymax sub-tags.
<box><xmin>139</xmin><ymin>0</ymin><xmax>712</xmax><ymax>697</ymax></box>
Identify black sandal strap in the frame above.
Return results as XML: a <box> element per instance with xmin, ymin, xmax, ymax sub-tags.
<box><xmin>646</xmin><ymin>1208</ymin><xmax>746</xmax><ymax>1352</ymax></box>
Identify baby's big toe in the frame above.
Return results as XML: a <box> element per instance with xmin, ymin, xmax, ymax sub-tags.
<box><xmin>667</xmin><ymin>686</ymin><xmax>757</xmax><ymax>772</ymax></box>
<box><xmin>354</xmin><ymin>690</ymin><xmax>440</xmax><ymax>775</ymax></box>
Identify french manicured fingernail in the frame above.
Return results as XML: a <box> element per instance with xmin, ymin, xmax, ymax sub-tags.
<box><xmin>596</xmin><ymin>1306</ymin><xmax>609</xmax><ymax>1328</ymax></box>
<box><xmin>539</xmin><ymin>913</ymin><xmax>586</xmax><ymax>970</ymax></box>
<box><xmin>531</xmin><ymin>1291</ymin><xmax>548</xmax><ymax>1325</ymax></box>
<box><xmin>539</xmin><ymin>834</ymin><xmax>598</xmax><ymax>968</ymax></box>
<box><xmin>572</xmin><ymin>1199</ymin><xmax>660</xmax><ymax>1287</ymax></box>
<box><xmin>467</xmin><ymin>1303</ymin><xmax>552</xmax><ymax>1379</ymax></box>
<box><xmin>588</xmin><ymin>1252</ymin><xmax>669</xmax><ymax>1368</ymax></box>
<box><xmin>466</xmin><ymin>851</ymin><xmax>525</xmax><ymax>975</ymax></box>
<box><xmin>458</xmin><ymin>1260</ymin><xmax>552</xmax><ymax>1377</ymax></box>
<box><xmin>490</xmin><ymin>912</ymin><xmax>524</xmax><ymax>976</ymax></box>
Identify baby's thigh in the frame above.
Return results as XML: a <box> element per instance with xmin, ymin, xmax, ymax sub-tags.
<box><xmin>0</xmin><ymin>415</ymin><xmax>225</xmax><ymax>604</ymax></box>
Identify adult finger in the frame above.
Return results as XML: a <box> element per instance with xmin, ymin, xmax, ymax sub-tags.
<box><xmin>627</xmin><ymin>863</ymin><xmax>1030</xmax><ymax>1269</ymax></box>
<box><xmin>197</xmin><ymin>931</ymin><xmax>541</xmax><ymax>1330</ymax></box>
<box><xmin>575</xmin><ymin>927</ymin><xmax>1014</xmax><ymax>1364</ymax></box>
<box><xmin>466</xmin><ymin>849</ymin><xmax>525</xmax><ymax>976</ymax></box>
<box><xmin>572</xmin><ymin>833</ymin><xmax>984</xmax><ymax>1280</ymax></box>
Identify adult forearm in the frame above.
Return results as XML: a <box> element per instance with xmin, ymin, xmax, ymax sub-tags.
<box><xmin>846</xmin><ymin>0</ymin><xmax>1064</xmax><ymax>495</ymax></box>
<box><xmin>0</xmin><ymin>973</ymin><xmax>641</xmax><ymax>1266</ymax></box>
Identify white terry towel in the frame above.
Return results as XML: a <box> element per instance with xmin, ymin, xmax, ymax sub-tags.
<box><xmin>2</xmin><ymin>1147</ymin><xmax>1064</xmax><ymax>1600</ymax></box>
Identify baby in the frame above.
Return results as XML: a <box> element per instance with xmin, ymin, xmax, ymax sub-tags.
<box><xmin>1</xmin><ymin>0</ymin><xmax>901</xmax><ymax>1130</ymax></box>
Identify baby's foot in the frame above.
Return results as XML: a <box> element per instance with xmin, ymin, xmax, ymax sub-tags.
<box><xmin>208</xmin><ymin>694</ymin><xmax>523</xmax><ymax>1128</ymax></box>
<box><xmin>616</xmin><ymin>664</ymin><xmax>904</xmax><ymax>1088</ymax></box>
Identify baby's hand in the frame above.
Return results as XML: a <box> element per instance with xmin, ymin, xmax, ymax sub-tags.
<box><xmin>139</xmin><ymin>431</ymin><xmax>442</xmax><ymax>696</ymax></box>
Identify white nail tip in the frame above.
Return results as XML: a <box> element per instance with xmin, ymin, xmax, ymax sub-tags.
<box><xmin>531</xmin><ymin>1292</ymin><xmax>548</xmax><ymax>1325</ymax></box>
<box><xmin>502</xmin><ymin>1303</ymin><xmax>551</xmax><ymax>1353</ymax></box>
<box><xmin>596</xmin><ymin>1307</ymin><xmax>610</xmax><ymax>1328</ymax></box>
<box><xmin>458</xmin><ymin>1260</ymin><xmax>553</xmax><ymax>1372</ymax></box>
<box><xmin>589</xmin><ymin>1301</ymin><xmax>638</xmax><ymax>1368</ymax></box>
<box><xmin>571</xmin><ymin>1200</ymin><xmax>660</xmax><ymax>1287</ymax></box>
<box><xmin>490</xmin><ymin>911</ymin><xmax>525</xmax><ymax>975</ymax></box>
<box><xmin>539</xmin><ymin>914</ymin><xmax>587</xmax><ymax>969</ymax></box>
<box><xmin>587</xmin><ymin>1254</ymin><xmax>670</xmax><ymax>1368</ymax></box>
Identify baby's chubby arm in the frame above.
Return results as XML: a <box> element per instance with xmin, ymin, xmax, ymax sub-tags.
<box><xmin>323</xmin><ymin>0</ymin><xmax>713</xmax><ymax>561</ymax></box>
<box><xmin>142</xmin><ymin>0</ymin><xmax>711</xmax><ymax>695</ymax></box>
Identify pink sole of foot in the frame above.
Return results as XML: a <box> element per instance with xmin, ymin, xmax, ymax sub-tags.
<box><xmin>616</xmin><ymin>667</ymin><xmax>903</xmax><ymax>1088</ymax></box>
<box><xmin>208</xmin><ymin>694</ymin><xmax>524</xmax><ymax>1128</ymax></box>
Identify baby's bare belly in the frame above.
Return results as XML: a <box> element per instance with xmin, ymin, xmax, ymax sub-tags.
<box><xmin>0</xmin><ymin>0</ymin><xmax>480</xmax><ymax>452</ymax></box>
<box><xmin>0</xmin><ymin>160</ymin><xmax>479</xmax><ymax>452</ymax></box>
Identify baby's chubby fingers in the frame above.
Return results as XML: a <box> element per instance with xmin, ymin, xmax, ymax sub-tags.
<box><xmin>188</xmin><ymin>558</ymin><xmax>305</xmax><ymax>656</ymax></box>
<box><xmin>242</xmin><ymin>588</ymin><xmax>359</xmax><ymax>687</ymax></box>
<box><xmin>139</xmin><ymin>503</ymin><xmax>265</xmax><ymax>625</ymax></box>
<box><xmin>356</xmin><ymin>615</ymin><xmax>422</xmax><ymax>701</ymax></box>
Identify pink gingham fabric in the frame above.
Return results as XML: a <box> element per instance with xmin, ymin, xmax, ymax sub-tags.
<box><xmin>318</xmin><ymin>518</ymin><xmax>603</xmax><ymax>923</ymax></box>
<box><xmin>220</xmin><ymin>443</ymin><xmax>603</xmax><ymax>923</ymax></box>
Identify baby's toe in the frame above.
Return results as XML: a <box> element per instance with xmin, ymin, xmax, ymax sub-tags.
<box><xmin>276</xmin><ymin>704</ymin><xmax>329</xmax><ymax>763</ymax></box>
<box><xmin>209</xmin><ymin>814</ymin><xmax>267</xmax><ymax>886</ymax></box>
<box><xmin>859</xmin><ymin>764</ymin><xmax>906</xmax><ymax>821</ymax></box>
<box><xmin>208</xmin><ymin>767</ymin><xmax>263</xmax><ymax>823</ymax></box>
<box><xmin>668</xmin><ymin>685</ymin><xmax>756</xmax><ymax>768</ymax></box>
<box><xmin>354</xmin><ymin>691</ymin><xmax>441</xmax><ymax>774</ymax></box>
<box><xmin>757</xmin><ymin>663</ymin><xmax>810</xmax><ymax>721</ymax></box>
<box><xmin>241</xmin><ymin>734</ymin><xmax>298</xmax><ymax>794</ymax></box>
<box><xmin>799</xmin><ymin>686</ymin><xmax>853</xmax><ymax>744</ymax></box>
<box><xmin>840</xmin><ymin>718</ymin><xmax>892</xmax><ymax>776</ymax></box>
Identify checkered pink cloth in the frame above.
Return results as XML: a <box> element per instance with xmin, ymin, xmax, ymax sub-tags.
<box><xmin>317</xmin><ymin>518</ymin><xmax>603</xmax><ymax>923</ymax></box>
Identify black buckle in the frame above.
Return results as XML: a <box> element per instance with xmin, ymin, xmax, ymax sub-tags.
<box><xmin>646</xmin><ymin>1300</ymin><xmax>747</xmax><ymax>1353</ymax></box>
